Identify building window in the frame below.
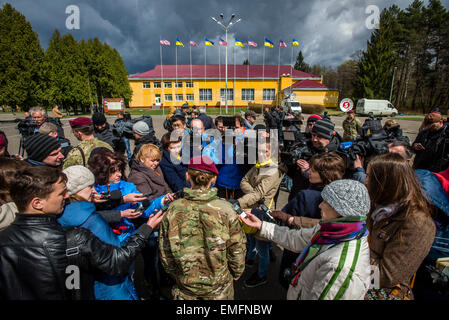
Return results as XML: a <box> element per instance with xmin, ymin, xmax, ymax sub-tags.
<box><xmin>186</xmin><ymin>94</ymin><xmax>194</xmax><ymax>101</ymax></box>
<box><xmin>263</xmin><ymin>89</ymin><xmax>276</xmax><ymax>101</ymax></box>
<box><xmin>176</xmin><ymin>94</ymin><xmax>184</xmax><ymax>101</ymax></box>
<box><xmin>242</xmin><ymin>89</ymin><xmax>254</xmax><ymax>101</ymax></box>
<box><xmin>175</xmin><ymin>82</ymin><xmax>183</xmax><ymax>88</ymax></box>
<box><xmin>142</xmin><ymin>82</ymin><xmax>151</xmax><ymax>89</ymax></box>
<box><xmin>220</xmin><ymin>89</ymin><xmax>234</xmax><ymax>101</ymax></box>
<box><xmin>164</xmin><ymin>82</ymin><xmax>172</xmax><ymax>88</ymax></box>
<box><xmin>165</xmin><ymin>94</ymin><xmax>173</xmax><ymax>101</ymax></box>
<box><xmin>199</xmin><ymin>89</ymin><xmax>212</xmax><ymax>101</ymax></box>
<box><xmin>153</xmin><ymin>82</ymin><xmax>161</xmax><ymax>88</ymax></box>
<box><xmin>186</xmin><ymin>82</ymin><xmax>194</xmax><ymax>88</ymax></box>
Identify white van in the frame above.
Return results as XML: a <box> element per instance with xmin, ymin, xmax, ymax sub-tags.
<box><xmin>355</xmin><ymin>99</ymin><xmax>398</xmax><ymax>117</ymax></box>
<box><xmin>282</xmin><ymin>100</ymin><xmax>302</xmax><ymax>114</ymax></box>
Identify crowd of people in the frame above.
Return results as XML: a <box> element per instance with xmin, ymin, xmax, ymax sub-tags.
<box><xmin>0</xmin><ymin>104</ymin><xmax>448</xmax><ymax>301</ymax></box>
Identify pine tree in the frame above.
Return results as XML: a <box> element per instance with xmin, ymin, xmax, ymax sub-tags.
<box><xmin>353</xmin><ymin>8</ymin><xmax>398</xmax><ymax>101</ymax></box>
<box><xmin>293</xmin><ymin>51</ymin><xmax>310</xmax><ymax>73</ymax></box>
<box><xmin>243</xmin><ymin>59</ymin><xmax>250</xmax><ymax>65</ymax></box>
<box><xmin>0</xmin><ymin>3</ymin><xmax>44</xmax><ymax>110</ymax></box>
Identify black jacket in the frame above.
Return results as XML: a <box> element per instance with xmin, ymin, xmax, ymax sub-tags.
<box><xmin>413</xmin><ymin>125</ymin><xmax>449</xmax><ymax>172</ymax></box>
<box><xmin>0</xmin><ymin>213</ymin><xmax>153</xmax><ymax>300</ymax></box>
<box><xmin>132</xmin><ymin>134</ymin><xmax>161</xmax><ymax>160</ymax></box>
<box><xmin>94</xmin><ymin>123</ymin><xmax>126</xmax><ymax>153</ymax></box>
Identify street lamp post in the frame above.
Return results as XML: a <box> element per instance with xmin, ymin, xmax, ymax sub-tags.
<box><xmin>389</xmin><ymin>66</ymin><xmax>397</xmax><ymax>103</ymax></box>
<box><xmin>211</xmin><ymin>14</ymin><xmax>241</xmax><ymax>114</ymax></box>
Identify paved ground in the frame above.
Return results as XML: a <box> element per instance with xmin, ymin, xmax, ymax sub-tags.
<box><xmin>0</xmin><ymin>112</ymin><xmax>422</xmax><ymax>300</ymax></box>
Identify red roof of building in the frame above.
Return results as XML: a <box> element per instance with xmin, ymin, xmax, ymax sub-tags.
<box><xmin>129</xmin><ymin>65</ymin><xmax>321</xmax><ymax>80</ymax></box>
<box><xmin>285</xmin><ymin>79</ymin><xmax>335</xmax><ymax>90</ymax></box>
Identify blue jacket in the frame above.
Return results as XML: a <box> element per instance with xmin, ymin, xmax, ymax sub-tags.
<box><xmin>216</xmin><ymin>142</ymin><xmax>245</xmax><ymax>190</ymax></box>
<box><xmin>58</xmin><ymin>201</ymin><xmax>138</xmax><ymax>300</ymax></box>
<box><xmin>415</xmin><ymin>169</ymin><xmax>449</xmax><ymax>262</ymax></box>
<box><xmin>160</xmin><ymin>149</ymin><xmax>189</xmax><ymax>193</ymax></box>
<box><xmin>94</xmin><ymin>180</ymin><xmax>164</xmax><ymax>243</ymax></box>
<box><xmin>282</xmin><ymin>186</ymin><xmax>323</xmax><ymax>219</ymax></box>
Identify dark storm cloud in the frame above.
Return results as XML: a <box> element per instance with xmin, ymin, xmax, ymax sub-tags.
<box><xmin>2</xmin><ymin>0</ymin><xmax>449</xmax><ymax>74</ymax></box>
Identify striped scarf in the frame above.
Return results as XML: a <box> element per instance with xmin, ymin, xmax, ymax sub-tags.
<box><xmin>291</xmin><ymin>216</ymin><xmax>369</xmax><ymax>288</ymax></box>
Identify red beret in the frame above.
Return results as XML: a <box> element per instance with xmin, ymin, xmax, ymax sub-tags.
<box><xmin>307</xmin><ymin>114</ymin><xmax>322</xmax><ymax>122</ymax></box>
<box><xmin>188</xmin><ymin>156</ymin><xmax>218</xmax><ymax>175</ymax></box>
<box><xmin>0</xmin><ymin>134</ymin><xmax>5</xmax><ymax>149</ymax></box>
<box><xmin>348</xmin><ymin>110</ymin><xmax>354</xmax><ymax>114</ymax></box>
<box><xmin>69</xmin><ymin>117</ymin><xmax>93</xmax><ymax>128</ymax></box>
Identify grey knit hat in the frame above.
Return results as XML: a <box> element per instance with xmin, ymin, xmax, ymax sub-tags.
<box><xmin>321</xmin><ymin>180</ymin><xmax>370</xmax><ymax>217</ymax></box>
<box><xmin>63</xmin><ymin>165</ymin><xmax>95</xmax><ymax>196</ymax></box>
<box><xmin>132</xmin><ymin>121</ymin><xmax>150</xmax><ymax>136</ymax></box>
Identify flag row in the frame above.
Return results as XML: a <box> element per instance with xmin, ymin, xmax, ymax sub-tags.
<box><xmin>161</xmin><ymin>38</ymin><xmax>300</xmax><ymax>48</ymax></box>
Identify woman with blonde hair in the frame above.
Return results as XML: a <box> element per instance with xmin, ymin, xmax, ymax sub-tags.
<box><xmin>365</xmin><ymin>153</ymin><xmax>436</xmax><ymax>299</ymax></box>
<box><xmin>128</xmin><ymin>143</ymin><xmax>172</xmax><ymax>199</ymax></box>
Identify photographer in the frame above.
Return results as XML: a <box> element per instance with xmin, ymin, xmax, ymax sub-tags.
<box><xmin>114</xmin><ymin>112</ymin><xmax>132</xmax><ymax>161</ymax></box>
<box><xmin>413</xmin><ymin>112</ymin><xmax>449</xmax><ymax>172</ymax></box>
<box><xmin>287</xmin><ymin>118</ymin><xmax>341</xmax><ymax>201</ymax></box>
<box><xmin>29</xmin><ymin>106</ymin><xmax>65</xmax><ymax>138</ymax></box>
<box><xmin>92</xmin><ymin>112</ymin><xmax>126</xmax><ymax>154</ymax></box>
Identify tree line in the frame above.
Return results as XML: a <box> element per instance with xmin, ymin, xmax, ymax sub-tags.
<box><xmin>0</xmin><ymin>3</ymin><xmax>132</xmax><ymax>114</ymax></box>
<box><xmin>294</xmin><ymin>0</ymin><xmax>449</xmax><ymax>113</ymax></box>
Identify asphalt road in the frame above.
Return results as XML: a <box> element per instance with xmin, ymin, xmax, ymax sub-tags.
<box><xmin>0</xmin><ymin>112</ymin><xmax>422</xmax><ymax>300</ymax></box>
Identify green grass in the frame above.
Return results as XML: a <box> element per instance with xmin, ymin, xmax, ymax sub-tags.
<box><xmin>126</xmin><ymin>107</ymin><xmax>249</xmax><ymax>116</ymax></box>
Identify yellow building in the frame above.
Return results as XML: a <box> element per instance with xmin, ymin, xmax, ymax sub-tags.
<box><xmin>128</xmin><ymin>64</ymin><xmax>339</xmax><ymax>109</ymax></box>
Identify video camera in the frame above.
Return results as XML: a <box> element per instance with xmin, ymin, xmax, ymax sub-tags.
<box><xmin>280</xmin><ymin>130</ymin><xmax>313</xmax><ymax>165</ymax></box>
<box><xmin>112</xmin><ymin>115</ymin><xmax>155</xmax><ymax>139</ymax></box>
<box><xmin>336</xmin><ymin>116</ymin><xmax>400</xmax><ymax>169</ymax></box>
<box><xmin>16</xmin><ymin>118</ymin><xmax>37</xmax><ymax>137</ymax></box>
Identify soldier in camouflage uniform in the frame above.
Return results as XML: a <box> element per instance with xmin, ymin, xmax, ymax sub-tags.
<box><xmin>159</xmin><ymin>156</ymin><xmax>246</xmax><ymax>300</ymax></box>
<box><xmin>343</xmin><ymin>110</ymin><xmax>362</xmax><ymax>141</ymax></box>
<box><xmin>63</xmin><ymin>117</ymin><xmax>113</xmax><ymax>169</ymax></box>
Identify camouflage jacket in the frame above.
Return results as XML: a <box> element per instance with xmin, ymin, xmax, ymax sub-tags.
<box><xmin>343</xmin><ymin>117</ymin><xmax>362</xmax><ymax>141</ymax></box>
<box><xmin>63</xmin><ymin>138</ymin><xmax>113</xmax><ymax>169</ymax></box>
<box><xmin>159</xmin><ymin>187</ymin><xmax>246</xmax><ymax>300</ymax></box>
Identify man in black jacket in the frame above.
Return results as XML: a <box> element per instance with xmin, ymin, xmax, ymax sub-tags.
<box><xmin>0</xmin><ymin>166</ymin><xmax>165</xmax><ymax>300</ymax></box>
<box><xmin>413</xmin><ymin>112</ymin><xmax>449</xmax><ymax>172</ymax></box>
<box><xmin>92</xmin><ymin>112</ymin><xmax>126</xmax><ymax>153</ymax></box>
<box><xmin>287</xmin><ymin>118</ymin><xmax>341</xmax><ymax>201</ymax></box>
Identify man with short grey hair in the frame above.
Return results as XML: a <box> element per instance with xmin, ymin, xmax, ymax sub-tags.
<box><xmin>29</xmin><ymin>106</ymin><xmax>65</xmax><ymax>138</ymax></box>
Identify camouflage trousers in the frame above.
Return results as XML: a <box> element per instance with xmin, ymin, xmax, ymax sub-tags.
<box><xmin>172</xmin><ymin>281</ymin><xmax>234</xmax><ymax>300</ymax></box>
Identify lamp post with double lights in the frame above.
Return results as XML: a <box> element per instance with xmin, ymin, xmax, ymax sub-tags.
<box><xmin>211</xmin><ymin>13</ymin><xmax>242</xmax><ymax>114</ymax></box>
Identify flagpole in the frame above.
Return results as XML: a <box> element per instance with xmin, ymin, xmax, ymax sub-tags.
<box><xmin>219</xmin><ymin>44</ymin><xmax>221</xmax><ymax>115</ymax></box>
<box><xmin>247</xmin><ymin>40</ymin><xmax>249</xmax><ymax>96</ymax></box>
<box><xmin>176</xmin><ymin>45</ymin><xmax>178</xmax><ymax>106</ymax></box>
<box><xmin>204</xmin><ymin>44</ymin><xmax>207</xmax><ymax>106</ymax></box>
<box><xmin>262</xmin><ymin>43</ymin><xmax>265</xmax><ymax>114</ymax></box>
<box><xmin>190</xmin><ymin>43</ymin><xmax>193</xmax><ymax>95</ymax></box>
<box><xmin>160</xmin><ymin>42</ymin><xmax>165</xmax><ymax>116</ymax></box>
<box><xmin>233</xmin><ymin>44</ymin><xmax>236</xmax><ymax>115</ymax></box>
<box><xmin>278</xmin><ymin>43</ymin><xmax>281</xmax><ymax>107</ymax></box>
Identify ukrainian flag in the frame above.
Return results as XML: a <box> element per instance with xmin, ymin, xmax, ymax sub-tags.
<box><xmin>176</xmin><ymin>38</ymin><xmax>184</xmax><ymax>47</ymax></box>
<box><xmin>292</xmin><ymin>39</ymin><xmax>300</xmax><ymax>47</ymax></box>
<box><xmin>264</xmin><ymin>38</ymin><xmax>274</xmax><ymax>48</ymax></box>
<box><xmin>205</xmin><ymin>39</ymin><xmax>214</xmax><ymax>47</ymax></box>
<box><xmin>235</xmin><ymin>38</ymin><xmax>244</xmax><ymax>47</ymax></box>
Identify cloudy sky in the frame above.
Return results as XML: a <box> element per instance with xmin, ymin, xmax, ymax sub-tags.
<box><xmin>2</xmin><ymin>0</ymin><xmax>449</xmax><ymax>75</ymax></box>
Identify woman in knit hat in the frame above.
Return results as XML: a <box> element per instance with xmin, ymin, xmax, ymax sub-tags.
<box><xmin>242</xmin><ymin>179</ymin><xmax>371</xmax><ymax>300</ymax></box>
<box><xmin>58</xmin><ymin>165</ymin><xmax>142</xmax><ymax>300</ymax></box>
